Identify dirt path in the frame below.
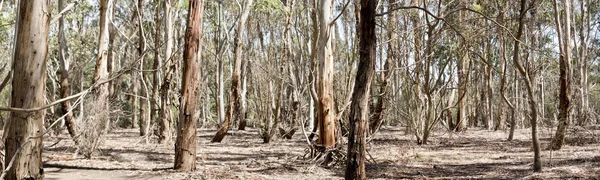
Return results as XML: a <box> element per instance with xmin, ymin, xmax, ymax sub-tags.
<box><xmin>42</xmin><ymin>127</ymin><xmax>600</xmax><ymax>179</ymax></box>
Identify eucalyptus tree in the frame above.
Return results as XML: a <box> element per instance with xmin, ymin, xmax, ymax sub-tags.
<box><xmin>212</xmin><ymin>0</ymin><xmax>254</xmax><ymax>143</ymax></box>
<box><xmin>174</xmin><ymin>0</ymin><xmax>204</xmax><ymax>171</ymax></box>
<box><xmin>58</xmin><ymin>0</ymin><xmax>79</xmax><ymax>142</ymax></box>
<box><xmin>93</xmin><ymin>0</ymin><xmax>113</xmax><ymax>125</ymax></box>
<box><xmin>314</xmin><ymin>0</ymin><xmax>337</xmax><ymax>149</ymax></box>
<box><xmin>511</xmin><ymin>0</ymin><xmax>542</xmax><ymax>172</ymax></box>
<box><xmin>549</xmin><ymin>0</ymin><xmax>573</xmax><ymax>150</ymax></box>
<box><xmin>346</xmin><ymin>0</ymin><xmax>376</xmax><ymax>178</ymax></box>
<box><xmin>4</xmin><ymin>1</ymin><xmax>50</xmax><ymax>179</ymax></box>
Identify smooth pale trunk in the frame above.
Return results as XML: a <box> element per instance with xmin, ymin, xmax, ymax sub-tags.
<box><xmin>315</xmin><ymin>0</ymin><xmax>336</xmax><ymax>148</ymax></box>
<box><xmin>4</xmin><ymin>1</ymin><xmax>50</xmax><ymax>179</ymax></box>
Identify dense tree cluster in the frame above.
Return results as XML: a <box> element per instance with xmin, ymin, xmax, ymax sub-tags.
<box><xmin>0</xmin><ymin>0</ymin><xmax>598</xmax><ymax>179</ymax></box>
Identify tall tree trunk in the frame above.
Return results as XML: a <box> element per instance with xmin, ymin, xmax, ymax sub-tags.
<box><xmin>512</xmin><ymin>0</ymin><xmax>541</xmax><ymax>172</ymax></box>
<box><xmin>369</xmin><ymin>0</ymin><xmax>395</xmax><ymax>135</ymax></box>
<box><xmin>485</xmin><ymin>38</ymin><xmax>494</xmax><ymax>130</ymax></box>
<box><xmin>4</xmin><ymin>1</ymin><xmax>49</xmax><ymax>179</ymax></box>
<box><xmin>215</xmin><ymin>3</ymin><xmax>225</xmax><ymax>126</ymax></box>
<box><xmin>498</xmin><ymin>1</ymin><xmax>514</xmax><ymax>135</ymax></box>
<box><xmin>346</xmin><ymin>0</ymin><xmax>376</xmax><ymax>179</ymax></box>
<box><xmin>456</xmin><ymin>41</ymin><xmax>468</xmax><ymax>131</ymax></box>
<box><xmin>94</xmin><ymin>0</ymin><xmax>113</xmax><ymax>132</ymax></box>
<box><xmin>212</xmin><ymin>0</ymin><xmax>253</xmax><ymax>142</ymax></box>
<box><xmin>58</xmin><ymin>0</ymin><xmax>79</xmax><ymax>142</ymax></box>
<box><xmin>408</xmin><ymin>0</ymin><xmax>422</xmax><ymax>135</ymax></box>
<box><xmin>152</xmin><ymin>0</ymin><xmax>163</xmax><ymax>141</ymax></box>
<box><xmin>137</xmin><ymin>1</ymin><xmax>149</xmax><ymax>137</ymax></box>
<box><xmin>316</xmin><ymin>0</ymin><xmax>336</xmax><ymax>149</ymax></box>
<box><xmin>237</xmin><ymin>0</ymin><xmax>252</xmax><ymax>131</ymax></box>
<box><xmin>107</xmin><ymin>1</ymin><xmax>117</xmax><ymax>102</ymax></box>
<box><xmin>238</xmin><ymin>54</ymin><xmax>248</xmax><ymax>130</ymax></box>
<box><xmin>550</xmin><ymin>0</ymin><xmax>572</xmax><ymax>150</ymax></box>
<box><xmin>277</xmin><ymin>0</ymin><xmax>297</xmax><ymax>135</ymax></box>
<box><xmin>308</xmin><ymin>0</ymin><xmax>320</xmax><ymax>141</ymax></box>
<box><xmin>577</xmin><ymin>0</ymin><xmax>590</xmax><ymax>125</ymax></box>
<box><xmin>157</xmin><ymin>0</ymin><xmax>172</xmax><ymax>144</ymax></box>
<box><xmin>174</xmin><ymin>0</ymin><xmax>204</xmax><ymax>171</ymax></box>
<box><xmin>131</xmin><ymin>68</ymin><xmax>139</xmax><ymax>129</ymax></box>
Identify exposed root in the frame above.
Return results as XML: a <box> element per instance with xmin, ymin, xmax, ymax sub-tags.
<box><xmin>302</xmin><ymin>144</ymin><xmax>347</xmax><ymax>168</ymax></box>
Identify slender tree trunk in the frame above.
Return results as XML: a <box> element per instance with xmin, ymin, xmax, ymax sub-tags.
<box><xmin>131</xmin><ymin>70</ymin><xmax>139</xmax><ymax>129</ymax></box>
<box><xmin>456</xmin><ymin>44</ymin><xmax>468</xmax><ymax>131</ymax></box>
<box><xmin>4</xmin><ymin>1</ymin><xmax>49</xmax><ymax>179</ymax></box>
<box><xmin>137</xmin><ymin>1</ymin><xmax>148</xmax><ymax>136</ymax></box>
<box><xmin>512</xmin><ymin>0</ymin><xmax>541</xmax><ymax>172</ymax></box>
<box><xmin>215</xmin><ymin>4</ymin><xmax>225</xmax><ymax>126</ymax></box>
<box><xmin>152</xmin><ymin>0</ymin><xmax>163</xmax><ymax>142</ymax></box>
<box><xmin>455</xmin><ymin>2</ymin><xmax>469</xmax><ymax>132</ymax></box>
<box><xmin>102</xmin><ymin>1</ymin><xmax>116</xmax><ymax>133</ymax></box>
<box><xmin>369</xmin><ymin>0</ymin><xmax>395</xmax><ymax>135</ymax></box>
<box><xmin>58</xmin><ymin>0</ymin><xmax>79</xmax><ymax>142</ymax></box>
<box><xmin>94</xmin><ymin>0</ymin><xmax>113</xmax><ymax>132</ymax></box>
<box><xmin>238</xmin><ymin>55</ymin><xmax>248</xmax><ymax>130</ymax></box>
<box><xmin>130</xmin><ymin>11</ymin><xmax>139</xmax><ymax>130</ymax></box>
<box><xmin>485</xmin><ymin>38</ymin><xmax>494</xmax><ymax>130</ymax></box>
<box><xmin>408</xmin><ymin>0</ymin><xmax>422</xmax><ymax>135</ymax></box>
<box><xmin>277</xmin><ymin>0</ymin><xmax>297</xmax><ymax>135</ymax></box>
<box><xmin>346</xmin><ymin>0</ymin><xmax>376</xmax><ymax>178</ymax></box>
<box><xmin>174</xmin><ymin>0</ymin><xmax>204</xmax><ymax>171</ymax></box>
<box><xmin>212</xmin><ymin>0</ymin><xmax>253</xmax><ymax>142</ymax></box>
<box><xmin>237</xmin><ymin>0</ymin><xmax>254</xmax><ymax>131</ymax></box>
<box><xmin>498</xmin><ymin>2</ymin><xmax>514</xmax><ymax>134</ymax></box>
<box><xmin>157</xmin><ymin>0</ymin><xmax>172</xmax><ymax>144</ymax></box>
<box><xmin>308</xmin><ymin>0</ymin><xmax>320</xmax><ymax>141</ymax></box>
<box><xmin>550</xmin><ymin>0</ymin><xmax>572</xmax><ymax>150</ymax></box>
<box><xmin>216</xmin><ymin>60</ymin><xmax>225</xmax><ymax>124</ymax></box>
<box><xmin>577</xmin><ymin>0</ymin><xmax>590</xmax><ymax>125</ymax></box>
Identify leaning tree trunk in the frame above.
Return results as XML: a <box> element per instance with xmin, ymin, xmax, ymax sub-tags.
<box><xmin>212</xmin><ymin>0</ymin><xmax>253</xmax><ymax>142</ymax></box>
<box><xmin>174</xmin><ymin>0</ymin><xmax>204</xmax><ymax>171</ymax></box>
<box><xmin>512</xmin><ymin>0</ymin><xmax>542</xmax><ymax>172</ymax></box>
<box><xmin>346</xmin><ymin>0</ymin><xmax>376</xmax><ymax>179</ymax></box>
<box><xmin>3</xmin><ymin>1</ymin><xmax>50</xmax><ymax>179</ymax></box>
<box><xmin>549</xmin><ymin>0</ymin><xmax>572</xmax><ymax>150</ymax></box>
<box><xmin>58</xmin><ymin>0</ymin><xmax>79</xmax><ymax>142</ymax></box>
<box><xmin>369</xmin><ymin>0</ymin><xmax>395</xmax><ymax>135</ymax></box>
<box><xmin>316</xmin><ymin>0</ymin><xmax>336</xmax><ymax>149</ymax></box>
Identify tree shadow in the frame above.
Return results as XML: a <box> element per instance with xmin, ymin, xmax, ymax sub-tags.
<box><xmin>201</xmin><ymin>151</ymin><xmax>295</xmax><ymax>166</ymax></box>
<box><xmin>97</xmin><ymin>148</ymin><xmax>173</xmax><ymax>163</ymax></box>
<box><xmin>43</xmin><ymin>163</ymin><xmax>171</xmax><ymax>172</ymax></box>
<box><xmin>362</xmin><ymin>161</ymin><xmax>532</xmax><ymax>179</ymax></box>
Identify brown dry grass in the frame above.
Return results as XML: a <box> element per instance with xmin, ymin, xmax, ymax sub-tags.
<box><xmin>42</xmin><ymin>126</ymin><xmax>600</xmax><ymax>179</ymax></box>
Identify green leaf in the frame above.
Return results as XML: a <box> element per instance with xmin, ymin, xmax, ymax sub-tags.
<box><xmin>472</xmin><ymin>3</ymin><xmax>483</xmax><ymax>12</ymax></box>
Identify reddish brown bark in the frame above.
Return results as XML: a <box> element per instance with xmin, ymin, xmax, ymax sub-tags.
<box><xmin>174</xmin><ymin>0</ymin><xmax>204</xmax><ymax>171</ymax></box>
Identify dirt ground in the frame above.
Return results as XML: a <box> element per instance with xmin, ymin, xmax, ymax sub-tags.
<box><xmin>42</xmin><ymin>126</ymin><xmax>600</xmax><ymax>179</ymax></box>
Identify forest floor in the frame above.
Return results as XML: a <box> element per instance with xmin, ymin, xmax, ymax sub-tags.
<box><xmin>42</xmin><ymin>125</ymin><xmax>600</xmax><ymax>180</ymax></box>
